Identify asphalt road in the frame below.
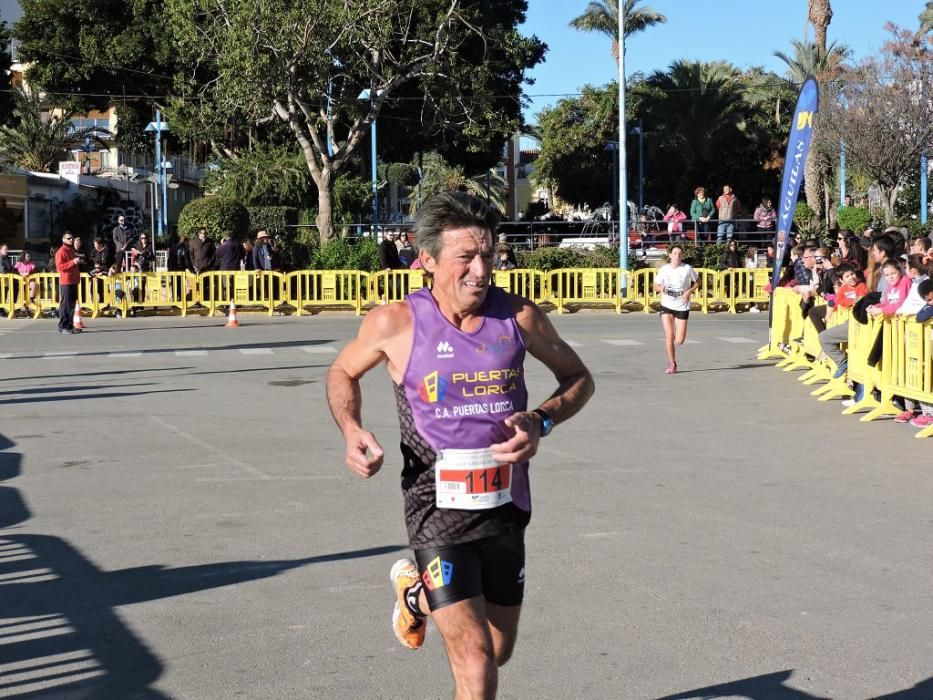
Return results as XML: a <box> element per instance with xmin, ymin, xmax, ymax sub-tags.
<box><xmin>1</xmin><ymin>311</ymin><xmax>931</xmax><ymax>699</ymax></box>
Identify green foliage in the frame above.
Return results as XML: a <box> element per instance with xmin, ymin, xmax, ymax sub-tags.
<box><xmin>201</xmin><ymin>145</ymin><xmax>315</xmax><ymax>207</ymax></box>
<box><xmin>0</xmin><ymin>22</ymin><xmax>12</xmax><ymax>127</ymax></box>
<box><xmin>516</xmin><ymin>247</ymin><xmax>586</xmax><ymax>272</ymax></box>
<box><xmin>836</xmin><ymin>206</ymin><xmax>872</xmax><ymax>233</ymax></box>
<box><xmin>246</xmin><ymin>206</ymin><xmax>297</xmax><ymax>237</ymax></box>
<box><xmin>411</xmin><ymin>152</ymin><xmax>507</xmax><ymax>216</ymax></box>
<box><xmin>794</xmin><ymin>201</ymin><xmax>816</xmax><ymax>230</ymax></box>
<box><xmin>332</xmin><ymin>175</ymin><xmax>372</xmax><ymax>224</ymax></box>
<box><xmin>669</xmin><ymin>242</ymin><xmax>728</xmax><ymax>270</ymax></box>
<box><xmin>380</xmin><ymin>163</ymin><xmax>420</xmax><ymax>187</ymax></box>
<box><xmin>891</xmin><ymin>218</ymin><xmax>930</xmax><ymax>239</ymax></box>
<box><xmin>177</xmin><ymin>196</ymin><xmax>250</xmax><ymax>240</ymax></box>
<box><xmin>0</xmin><ymin>88</ymin><xmax>108</xmax><ymax>172</ymax></box>
<box><xmin>113</xmin><ymin>102</ymin><xmax>153</xmax><ymax>156</ymax></box>
<box><xmin>310</xmin><ymin>237</ymin><xmax>380</xmax><ymax>271</ymax></box>
<box><xmin>14</xmin><ymin>0</ymin><xmax>176</xmax><ymax>114</ymax></box>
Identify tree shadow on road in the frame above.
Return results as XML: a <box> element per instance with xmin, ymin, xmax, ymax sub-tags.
<box><xmin>656</xmin><ymin>669</ymin><xmax>933</xmax><ymax>699</ymax></box>
<box><xmin>0</xmin><ymin>433</ymin><xmax>404</xmax><ymax>698</ymax></box>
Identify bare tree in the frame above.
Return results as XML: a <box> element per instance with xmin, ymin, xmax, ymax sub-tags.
<box><xmin>819</xmin><ymin>29</ymin><xmax>933</xmax><ymax>223</ymax></box>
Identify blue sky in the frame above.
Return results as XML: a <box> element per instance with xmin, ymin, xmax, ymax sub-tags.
<box><xmin>520</xmin><ymin>0</ymin><xmax>924</xmax><ymax>122</ymax></box>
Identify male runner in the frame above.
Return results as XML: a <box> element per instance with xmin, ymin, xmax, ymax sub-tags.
<box><xmin>326</xmin><ymin>192</ymin><xmax>594</xmax><ymax>698</ymax></box>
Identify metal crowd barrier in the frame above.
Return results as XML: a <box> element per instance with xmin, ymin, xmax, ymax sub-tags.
<box><xmin>286</xmin><ymin>270</ymin><xmax>369</xmax><ymax>316</ymax></box>
<box><xmin>547</xmin><ymin>268</ymin><xmax>626</xmax><ymax>314</ymax></box>
<box><xmin>878</xmin><ymin>317</ymin><xmax>933</xmax><ymax>438</ymax></box>
<box><xmin>199</xmin><ymin>271</ymin><xmax>286</xmax><ymax>316</ymax></box>
<box><xmin>493</xmin><ymin>269</ymin><xmax>549</xmax><ymax>306</ymax></box>
<box><xmin>4</xmin><ymin>267</ymin><xmax>782</xmax><ymax>320</ymax></box>
<box><xmin>367</xmin><ymin>270</ymin><xmax>427</xmax><ymax>305</ymax></box>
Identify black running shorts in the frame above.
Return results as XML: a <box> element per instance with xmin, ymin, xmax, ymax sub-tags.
<box><xmin>660</xmin><ymin>305</ymin><xmax>690</xmax><ymax>320</ymax></box>
<box><xmin>414</xmin><ymin>531</ymin><xmax>525</xmax><ymax>612</ymax></box>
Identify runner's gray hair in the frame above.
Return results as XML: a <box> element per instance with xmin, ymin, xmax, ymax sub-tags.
<box><xmin>415</xmin><ymin>192</ymin><xmax>500</xmax><ymax>260</ymax></box>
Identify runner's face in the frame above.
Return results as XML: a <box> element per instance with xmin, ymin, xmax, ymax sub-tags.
<box><xmin>429</xmin><ymin>226</ymin><xmax>493</xmax><ymax>310</ymax></box>
<box><xmin>669</xmin><ymin>247</ymin><xmax>683</xmax><ymax>265</ymax></box>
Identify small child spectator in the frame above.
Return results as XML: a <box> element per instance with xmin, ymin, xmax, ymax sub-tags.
<box><xmin>494</xmin><ymin>243</ymin><xmax>517</xmax><ymax>271</ymax></box>
<box><xmin>744</xmin><ymin>246</ymin><xmax>758</xmax><ymax>269</ymax></box>
<box><xmin>662</xmin><ymin>204</ymin><xmax>687</xmax><ymax>237</ymax></box>
<box><xmin>866</xmin><ymin>260</ymin><xmax>910</xmax><ymax>318</ymax></box>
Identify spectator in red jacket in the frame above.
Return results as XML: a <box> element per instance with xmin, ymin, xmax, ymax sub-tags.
<box><xmin>55</xmin><ymin>231</ymin><xmax>84</xmax><ymax>334</ymax></box>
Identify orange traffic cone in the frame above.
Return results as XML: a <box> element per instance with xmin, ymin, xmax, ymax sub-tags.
<box><xmin>225</xmin><ymin>301</ymin><xmax>240</xmax><ymax>328</ymax></box>
<box><xmin>72</xmin><ymin>305</ymin><xmax>85</xmax><ymax>330</ymax></box>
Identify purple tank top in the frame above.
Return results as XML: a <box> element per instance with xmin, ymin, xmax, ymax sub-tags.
<box><xmin>402</xmin><ymin>287</ymin><xmax>531</xmax><ymax>511</ymax></box>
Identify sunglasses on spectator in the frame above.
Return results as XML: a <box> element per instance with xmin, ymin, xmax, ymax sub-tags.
<box><xmin>815</xmin><ymin>256</ymin><xmax>825</xmax><ymax>263</ymax></box>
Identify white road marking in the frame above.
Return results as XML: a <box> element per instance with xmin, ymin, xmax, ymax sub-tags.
<box><xmin>717</xmin><ymin>336</ymin><xmax>756</xmax><ymax>344</ymax></box>
<box><xmin>0</xmin><ymin>353</ymin><xmax>10</xmax><ymax>359</ymax></box>
<box><xmin>195</xmin><ymin>476</ymin><xmax>342</xmax><ymax>483</ymax></box>
<box><xmin>239</xmin><ymin>348</ymin><xmax>274</xmax><ymax>355</ymax></box>
<box><xmin>42</xmin><ymin>352</ymin><xmax>77</xmax><ymax>359</ymax></box>
<box><xmin>152</xmin><ymin>416</ymin><xmax>270</xmax><ymax>478</ymax></box>
<box><xmin>176</xmin><ymin>350</ymin><xmax>208</xmax><ymax>357</ymax></box>
<box><xmin>108</xmin><ymin>352</ymin><xmax>143</xmax><ymax>358</ymax></box>
<box><xmin>301</xmin><ymin>345</ymin><xmax>338</xmax><ymax>354</ymax></box>
<box><xmin>565</xmin><ymin>340</ymin><xmax>582</xmax><ymax>348</ymax></box>
<box><xmin>602</xmin><ymin>339</ymin><xmax>644</xmax><ymax>346</ymax></box>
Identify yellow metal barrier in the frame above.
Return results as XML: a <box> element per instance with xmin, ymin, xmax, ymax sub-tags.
<box><xmin>878</xmin><ymin>317</ymin><xmax>933</xmax><ymax>438</ymax></box>
<box><xmin>694</xmin><ymin>268</ymin><xmax>718</xmax><ymax>313</ymax></box>
<box><xmin>758</xmin><ymin>288</ymin><xmax>799</xmax><ymax>360</ymax></box>
<box><xmin>840</xmin><ymin>315</ymin><xmax>887</xmax><ymax>417</ymax></box>
<box><xmin>198</xmin><ymin>271</ymin><xmax>285</xmax><ymax>316</ymax></box>
<box><xmin>807</xmin><ymin>307</ymin><xmax>855</xmax><ymax>400</ymax></box>
<box><xmin>493</xmin><ymin>269</ymin><xmax>549</xmax><ymax>305</ymax></box>
<box><xmin>28</xmin><ymin>273</ymin><xmax>61</xmax><ymax>319</ymax></box>
<box><xmin>0</xmin><ymin>274</ymin><xmax>25</xmax><ymax>317</ymax></box>
<box><xmin>367</xmin><ymin>270</ymin><xmax>427</xmax><ymax>305</ymax></box>
<box><xmin>286</xmin><ymin>270</ymin><xmax>368</xmax><ymax>315</ymax></box>
<box><xmin>720</xmin><ymin>268</ymin><xmax>770</xmax><ymax>313</ymax></box>
<box><xmin>116</xmin><ymin>272</ymin><xmax>197</xmax><ymax>316</ymax></box>
<box><xmin>547</xmin><ymin>268</ymin><xmax>625</xmax><ymax>314</ymax></box>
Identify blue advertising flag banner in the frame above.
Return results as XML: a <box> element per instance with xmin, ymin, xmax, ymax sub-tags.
<box><xmin>770</xmin><ymin>76</ymin><xmax>820</xmax><ymax>297</ymax></box>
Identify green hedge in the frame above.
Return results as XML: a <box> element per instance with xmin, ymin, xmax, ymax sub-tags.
<box><xmin>310</xmin><ymin>237</ymin><xmax>380</xmax><ymax>271</ymax></box>
<box><xmin>836</xmin><ymin>206</ymin><xmax>871</xmax><ymax>233</ymax></box>
<box><xmin>178</xmin><ymin>196</ymin><xmax>250</xmax><ymax>240</ymax></box>
<box><xmin>247</xmin><ymin>206</ymin><xmax>297</xmax><ymax>236</ymax></box>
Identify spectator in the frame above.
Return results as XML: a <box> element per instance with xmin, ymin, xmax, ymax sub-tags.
<box><xmin>843</xmin><ymin>194</ymin><xmax>853</xmax><ymax>207</ymax></box>
<box><xmin>753</xmin><ymin>197</ymin><xmax>776</xmax><ymax>237</ymax></box>
<box><xmin>241</xmin><ymin>240</ymin><xmax>254</xmax><ymax>270</ymax></box>
<box><xmin>252</xmin><ymin>230</ymin><xmax>274</xmax><ymax>271</ymax></box>
<box><xmin>715</xmin><ymin>184</ymin><xmax>741</xmax><ymax>243</ymax></box>
<box><xmin>378</xmin><ymin>231</ymin><xmax>402</xmax><ymax>271</ymax></box>
<box><xmin>744</xmin><ymin>245</ymin><xmax>758</xmax><ymax>269</ymax></box>
<box><xmin>689</xmin><ymin>187</ymin><xmax>714</xmax><ymax>239</ymax></box>
<box><xmin>190</xmin><ymin>227</ymin><xmax>216</xmax><ymax>274</ymax></box>
<box><xmin>662</xmin><ymin>203</ymin><xmax>687</xmax><ymax>238</ymax></box>
<box><xmin>55</xmin><ymin>231</ymin><xmax>83</xmax><ymax>334</ymax></box>
<box><xmin>13</xmin><ymin>251</ymin><xmax>38</xmax><ymax>313</ymax></box>
<box><xmin>867</xmin><ymin>235</ymin><xmax>896</xmax><ymax>292</ymax></box>
<box><xmin>45</xmin><ymin>246</ymin><xmax>59</xmax><ymax>273</ymax></box>
<box><xmin>867</xmin><ymin>260</ymin><xmax>910</xmax><ymax>318</ymax></box>
<box><xmin>397</xmin><ymin>231</ymin><xmax>416</xmax><ymax>268</ymax></box>
<box><xmin>908</xmin><ymin>278</ymin><xmax>933</xmax><ymax>428</ymax></box>
<box><xmin>909</xmin><ymin>236</ymin><xmax>931</xmax><ymax>256</ymax></box>
<box><xmin>719</xmin><ymin>240</ymin><xmax>742</xmax><ymax>269</ymax></box>
<box><xmin>0</xmin><ymin>243</ymin><xmax>12</xmax><ymax>274</ymax></box>
<box><xmin>133</xmin><ymin>233</ymin><xmax>156</xmax><ymax>273</ymax></box>
<box><xmin>816</xmin><ymin>264</ymin><xmax>867</xmax><ymax>376</ymax></box>
<box><xmin>72</xmin><ymin>236</ymin><xmax>86</xmax><ymax>271</ymax></box>
<box><xmin>90</xmin><ymin>237</ymin><xmax>114</xmax><ymax>272</ymax></box>
<box><xmin>217</xmin><ymin>233</ymin><xmax>241</xmax><ymax>271</ymax></box>
<box><xmin>894</xmin><ymin>255</ymin><xmax>930</xmax><ymax>317</ymax></box>
<box><xmin>112</xmin><ymin>214</ymin><xmax>136</xmax><ymax>268</ymax></box>
<box><xmin>494</xmin><ymin>242</ymin><xmax>517</xmax><ymax>271</ymax></box>
<box><xmin>166</xmin><ymin>233</ymin><xmax>194</xmax><ymax>273</ymax></box>
<box><xmin>836</xmin><ymin>229</ymin><xmax>866</xmax><ymax>270</ymax></box>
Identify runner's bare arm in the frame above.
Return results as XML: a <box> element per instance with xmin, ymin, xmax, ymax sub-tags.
<box><xmin>326</xmin><ymin>305</ymin><xmax>406</xmax><ymax>478</ymax></box>
<box><xmin>491</xmin><ymin>297</ymin><xmax>595</xmax><ymax>463</ymax></box>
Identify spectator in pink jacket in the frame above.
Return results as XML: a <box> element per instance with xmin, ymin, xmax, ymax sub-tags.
<box><xmin>867</xmin><ymin>260</ymin><xmax>911</xmax><ymax>317</ymax></box>
<box><xmin>662</xmin><ymin>203</ymin><xmax>687</xmax><ymax>238</ymax></box>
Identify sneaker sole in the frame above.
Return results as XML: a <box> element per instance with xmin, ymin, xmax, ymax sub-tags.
<box><xmin>389</xmin><ymin>559</ymin><xmax>422</xmax><ymax>650</ymax></box>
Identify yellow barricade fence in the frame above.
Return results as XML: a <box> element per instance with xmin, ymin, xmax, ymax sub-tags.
<box><xmin>694</xmin><ymin>268</ymin><xmax>718</xmax><ymax>314</ymax></box>
<box><xmin>878</xmin><ymin>317</ymin><xmax>933</xmax><ymax>438</ymax></box>
<box><xmin>840</xmin><ymin>315</ymin><xmax>886</xmax><ymax>417</ymax></box>
<box><xmin>28</xmin><ymin>272</ymin><xmax>61</xmax><ymax>319</ymax></box>
<box><xmin>493</xmin><ymin>269</ymin><xmax>548</xmax><ymax>305</ymax></box>
<box><xmin>0</xmin><ymin>274</ymin><xmax>26</xmax><ymax>318</ymax></box>
<box><xmin>198</xmin><ymin>271</ymin><xmax>285</xmax><ymax>316</ymax></box>
<box><xmin>367</xmin><ymin>270</ymin><xmax>427</xmax><ymax>305</ymax></box>
<box><xmin>758</xmin><ymin>288</ymin><xmax>800</xmax><ymax>361</ymax></box>
<box><xmin>720</xmin><ymin>268</ymin><xmax>771</xmax><ymax>313</ymax></box>
<box><xmin>547</xmin><ymin>268</ymin><xmax>626</xmax><ymax>314</ymax></box>
<box><xmin>286</xmin><ymin>270</ymin><xmax>369</xmax><ymax>315</ymax></box>
<box><xmin>116</xmin><ymin>272</ymin><xmax>197</xmax><ymax>316</ymax></box>
<box><xmin>801</xmin><ymin>306</ymin><xmax>852</xmax><ymax>394</ymax></box>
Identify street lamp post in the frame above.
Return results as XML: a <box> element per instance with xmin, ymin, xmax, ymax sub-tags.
<box><xmin>629</xmin><ymin>119</ymin><xmax>644</xmax><ymax>214</ymax></box>
<box><xmin>617</xmin><ymin>8</ymin><xmax>628</xmax><ymax>288</ymax></box>
<box><xmin>922</xmin><ymin>153</ymin><xmax>929</xmax><ymax>225</ymax></box>
<box><xmin>144</xmin><ymin>111</ymin><xmax>170</xmax><ymax>241</ymax></box>
<box><xmin>358</xmin><ymin>89</ymin><xmax>380</xmax><ymax>233</ymax></box>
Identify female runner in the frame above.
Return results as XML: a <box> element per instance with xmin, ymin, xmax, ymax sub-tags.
<box><xmin>654</xmin><ymin>245</ymin><xmax>699</xmax><ymax>374</ymax></box>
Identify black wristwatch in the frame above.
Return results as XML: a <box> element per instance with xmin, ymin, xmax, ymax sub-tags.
<box><xmin>532</xmin><ymin>408</ymin><xmax>554</xmax><ymax>437</ymax></box>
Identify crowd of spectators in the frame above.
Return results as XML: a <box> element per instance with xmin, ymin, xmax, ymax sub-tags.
<box><xmin>780</xmin><ymin>227</ymin><xmax>933</xmax><ymax>429</ymax></box>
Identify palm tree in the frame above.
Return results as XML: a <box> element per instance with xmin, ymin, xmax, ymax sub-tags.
<box><xmin>0</xmin><ymin>88</ymin><xmax>108</xmax><ymax>172</ymax></box>
<box><xmin>569</xmin><ymin>0</ymin><xmax>667</xmax><ymax>59</ymax></box>
<box><xmin>408</xmin><ymin>152</ymin><xmax>507</xmax><ymax>217</ymax></box>
<box><xmin>918</xmin><ymin>2</ymin><xmax>933</xmax><ymax>38</ymax></box>
<box><xmin>808</xmin><ymin>0</ymin><xmax>833</xmax><ymax>59</ymax></box>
